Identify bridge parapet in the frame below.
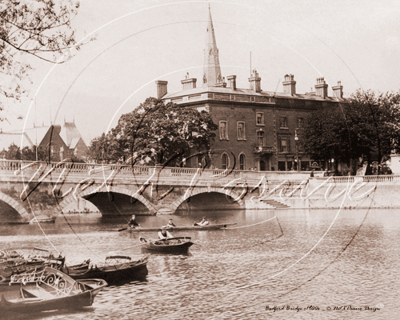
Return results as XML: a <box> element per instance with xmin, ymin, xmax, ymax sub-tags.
<box><xmin>0</xmin><ymin>159</ymin><xmax>321</xmax><ymax>194</ymax></box>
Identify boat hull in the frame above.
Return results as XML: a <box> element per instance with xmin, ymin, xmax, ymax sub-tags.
<box><xmin>0</xmin><ymin>289</ymin><xmax>93</xmax><ymax>313</ymax></box>
<box><xmin>0</xmin><ymin>268</ymin><xmax>107</xmax><ymax>314</ymax></box>
<box><xmin>66</xmin><ymin>260</ymin><xmax>148</xmax><ymax>285</ymax></box>
<box><xmin>126</xmin><ymin>223</ymin><xmax>235</xmax><ymax>233</ymax></box>
<box><xmin>141</xmin><ymin>241</ymin><xmax>193</xmax><ymax>255</ymax></box>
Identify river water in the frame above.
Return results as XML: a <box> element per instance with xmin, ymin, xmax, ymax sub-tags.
<box><xmin>1</xmin><ymin>208</ymin><xmax>399</xmax><ymax>320</ymax></box>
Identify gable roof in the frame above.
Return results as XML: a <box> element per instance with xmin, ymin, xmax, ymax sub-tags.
<box><xmin>0</xmin><ymin>132</ymin><xmax>34</xmax><ymax>151</ymax></box>
<box><xmin>59</xmin><ymin>121</ymin><xmax>87</xmax><ymax>148</ymax></box>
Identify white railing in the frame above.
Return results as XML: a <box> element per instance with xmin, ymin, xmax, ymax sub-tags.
<box><xmin>1</xmin><ymin>159</ymin><xmax>400</xmax><ymax>185</ymax></box>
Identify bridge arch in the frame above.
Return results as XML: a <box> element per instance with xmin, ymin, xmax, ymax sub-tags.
<box><xmin>0</xmin><ymin>191</ymin><xmax>30</xmax><ymax>222</ymax></box>
<box><xmin>169</xmin><ymin>186</ymin><xmax>245</xmax><ymax>213</ymax></box>
<box><xmin>57</xmin><ymin>185</ymin><xmax>157</xmax><ymax>216</ymax></box>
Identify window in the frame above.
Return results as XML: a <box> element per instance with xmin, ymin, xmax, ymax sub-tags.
<box><xmin>279</xmin><ymin>136</ymin><xmax>290</xmax><ymax>153</ymax></box>
<box><xmin>257</xmin><ymin>131</ymin><xmax>264</xmax><ymax>147</ymax></box>
<box><xmin>59</xmin><ymin>146</ymin><xmax>64</xmax><ymax>160</ymax></box>
<box><xmin>237</xmin><ymin>122</ymin><xmax>245</xmax><ymax>140</ymax></box>
<box><xmin>256</xmin><ymin>112</ymin><xmax>264</xmax><ymax>125</ymax></box>
<box><xmin>280</xmin><ymin>117</ymin><xmax>288</xmax><ymax>128</ymax></box>
<box><xmin>297</xmin><ymin>117</ymin><xmax>304</xmax><ymax>128</ymax></box>
<box><xmin>239</xmin><ymin>154</ymin><xmax>246</xmax><ymax>170</ymax></box>
<box><xmin>219</xmin><ymin>121</ymin><xmax>228</xmax><ymax>140</ymax></box>
<box><xmin>222</xmin><ymin>153</ymin><xmax>229</xmax><ymax>169</ymax></box>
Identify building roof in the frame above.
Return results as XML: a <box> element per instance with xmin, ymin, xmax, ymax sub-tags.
<box><xmin>0</xmin><ymin>132</ymin><xmax>34</xmax><ymax>151</ymax></box>
<box><xmin>163</xmin><ymin>85</ymin><xmax>343</xmax><ymax>103</ymax></box>
<box><xmin>162</xmin><ymin>5</ymin><xmax>343</xmax><ymax>105</ymax></box>
<box><xmin>60</xmin><ymin>121</ymin><xmax>87</xmax><ymax>149</ymax></box>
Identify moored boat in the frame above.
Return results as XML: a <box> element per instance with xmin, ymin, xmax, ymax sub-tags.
<box><xmin>0</xmin><ymin>267</ymin><xmax>107</xmax><ymax>314</ymax></box>
<box><xmin>140</xmin><ymin>237</ymin><xmax>193</xmax><ymax>255</ymax></box>
<box><xmin>63</xmin><ymin>255</ymin><xmax>148</xmax><ymax>285</ymax></box>
<box><xmin>121</xmin><ymin>223</ymin><xmax>236</xmax><ymax>233</ymax></box>
<box><xmin>0</xmin><ymin>248</ymin><xmax>65</xmax><ymax>282</ymax></box>
<box><xmin>29</xmin><ymin>216</ymin><xmax>57</xmax><ymax>224</ymax></box>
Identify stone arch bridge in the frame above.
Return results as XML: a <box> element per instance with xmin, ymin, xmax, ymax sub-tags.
<box><xmin>0</xmin><ymin>160</ymin><xmax>286</xmax><ymax>223</ymax></box>
<box><xmin>2</xmin><ymin>160</ymin><xmax>394</xmax><ymax>223</ymax></box>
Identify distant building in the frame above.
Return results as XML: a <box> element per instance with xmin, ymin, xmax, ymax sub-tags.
<box><xmin>0</xmin><ymin>120</ymin><xmax>88</xmax><ymax>161</ymax></box>
<box><xmin>156</xmin><ymin>5</ymin><xmax>344</xmax><ymax>171</ymax></box>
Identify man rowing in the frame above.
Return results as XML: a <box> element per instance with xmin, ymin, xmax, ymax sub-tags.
<box><xmin>166</xmin><ymin>219</ymin><xmax>175</xmax><ymax>228</ymax></box>
<box><xmin>158</xmin><ymin>226</ymin><xmax>173</xmax><ymax>240</ymax></box>
<box><xmin>194</xmin><ymin>217</ymin><xmax>209</xmax><ymax>226</ymax></box>
<box><xmin>128</xmin><ymin>214</ymin><xmax>140</xmax><ymax>228</ymax></box>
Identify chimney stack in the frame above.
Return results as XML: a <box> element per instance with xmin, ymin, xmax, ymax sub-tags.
<box><xmin>332</xmin><ymin>81</ymin><xmax>343</xmax><ymax>98</ymax></box>
<box><xmin>227</xmin><ymin>75</ymin><xmax>236</xmax><ymax>90</ymax></box>
<box><xmin>249</xmin><ymin>69</ymin><xmax>261</xmax><ymax>93</ymax></box>
<box><xmin>282</xmin><ymin>74</ymin><xmax>296</xmax><ymax>95</ymax></box>
<box><xmin>315</xmin><ymin>77</ymin><xmax>328</xmax><ymax>99</ymax></box>
<box><xmin>156</xmin><ymin>80</ymin><xmax>168</xmax><ymax>99</ymax></box>
<box><xmin>181</xmin><ymin>72</ymin><xmax>197</xmax><ymax>90</ymax></box>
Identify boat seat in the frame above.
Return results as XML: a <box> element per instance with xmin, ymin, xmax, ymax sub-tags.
<box><xmin>21</xmin><ymin>288</ymin><xmax>39</xmax><ymax>298</ymax></box>
<box><xmin>22</xmin><ymin>284</ymin><xmax>55</xmax><ymax>299</ymax></box>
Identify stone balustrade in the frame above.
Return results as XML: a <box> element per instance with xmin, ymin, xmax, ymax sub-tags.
<box><xmin>2</xmin><ymin>159</ymin><xmax>398</xmax><ymax>185</ymax></box>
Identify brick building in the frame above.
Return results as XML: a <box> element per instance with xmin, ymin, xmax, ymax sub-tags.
<box><xmin>156</xmin><ymin>6</ymin><xmax>344</xmax><ymax>171</ymax></box>
<box><xmin>0</xmin><ymin>120</ymin><xmax>88</xmax><ymax>161</ymax></box>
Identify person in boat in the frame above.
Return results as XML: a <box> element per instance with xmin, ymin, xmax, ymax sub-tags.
<box><xmin>194</xmin><ymin>217</ymin><xmax>209</xmax><ymax>226</ymax></box>
<box><xmin>166</xmin><ymin>219</ymin><xmax>175</xmax><ymax>228</ymax></box>
<box><xmin>128</xmin><ymin>214</ymin><xmax>140</xmax><ymax>228</ymax></box>
<box><xmin>158</xmin><ymin>226</ymin><xmax>174</xmax><ymax>240</ymax></box>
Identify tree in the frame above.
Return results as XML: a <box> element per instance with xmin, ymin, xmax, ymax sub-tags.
<box><xmin>86</xmin><ymin>133</ymin><xmax>115</xmax><ymax>163</ymax></box>
<box><xmin>0</xmin><ymin>0</ymin><xmax>84</xmax><ymax>114</ymax></box>
<box><xmin>299</xmin><ymin>90</ymin><xmax>400</xmax><ymax>174</ymax></box>
<box><xmin>88</xmin><ymin>98</ymin><xmax>218</xmax><ymax>166</ymax></box>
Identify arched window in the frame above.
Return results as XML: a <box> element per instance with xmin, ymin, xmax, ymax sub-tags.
<box><xmin>239</xmin><ymin>153</ymin><xmax>246</xmax><ymax>170</ymax></box>
<box><xmin>221</xmin><ymin>153</ymin><xmax>229</xmax><ymax>169</ymax></box>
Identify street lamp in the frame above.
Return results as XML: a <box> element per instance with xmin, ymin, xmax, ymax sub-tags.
<box><xmin>295</xmin><ymin>131</ymin><xmax>299</xmax><ymax>172</ymax></box>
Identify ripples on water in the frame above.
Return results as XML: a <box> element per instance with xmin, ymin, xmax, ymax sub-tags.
<box><xmin>1</xmin><ymin>209</ymin><xmax>400</xmax><ymax>319</ymax></box>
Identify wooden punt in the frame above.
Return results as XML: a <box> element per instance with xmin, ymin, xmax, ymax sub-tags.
<box><xmin>119</xmin><ymin>223</ymin><xmax>236</xmax><ymax>233</ymax></box>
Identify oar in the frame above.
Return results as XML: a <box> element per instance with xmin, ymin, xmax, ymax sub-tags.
<box><xmin>118</xmin><ymin>226</ymin><xmax>143</xmax><ymax>232</ymax></box>
<box><xmin>158</xmin><ymin>237</ymin><xmax>191</xmax><ymax>241</ymax></box>
<box><xmin>33</xmin><ymin>247</ymin><xmax>50</xmax><ymax>252</ymax></box>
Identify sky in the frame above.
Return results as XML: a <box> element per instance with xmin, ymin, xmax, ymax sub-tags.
<box><xmin>1</xmin><ymin>0</ymin><xmax>400</xmax><ymax>145</ymax></box>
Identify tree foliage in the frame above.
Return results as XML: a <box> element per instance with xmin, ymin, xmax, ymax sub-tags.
<box><xmin>0</xmin><ymin>0</ymin><xmax>84</xmax><ymax>113</ymax></box>
<box><xmin>299</xmin><ymin>89</ymin><xmax>400</xmax><ymax>173</ymax></box>
<box><xmin>0</xmin><ymin>143</ymin><xmax>85</xmax><ymax>162</ymax></box>
<box><xmin>87</xmin><ymin>98</ymin><xmax>218</xmax><ymax>166</ymax></box>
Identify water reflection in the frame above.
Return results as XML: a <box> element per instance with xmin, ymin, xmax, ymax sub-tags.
<box><xmin>0</xmin><ymin>209</ymin><xmax>399</xmax><ymax>319</ymax></box>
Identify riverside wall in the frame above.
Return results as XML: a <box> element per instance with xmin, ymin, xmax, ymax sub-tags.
<box><xmin>271</xmin><ymin>176</ymin><xmax>400</xmax><ymax>210</ymax></box>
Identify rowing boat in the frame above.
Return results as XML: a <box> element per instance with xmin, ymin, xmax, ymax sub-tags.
<box><xmin>140</xmin><ymin>237</ymin><xmax>193</xmax><ymax>255</ymax></box>
<box><xmin>0</xmin><ymin>267</ymin><xmax>107</xmax><ymax>314</ymax></box>
<box><xmin>63</xmin><ymin>256</ymin><xmax>148</xmax><ymax>285</ymax></box>
<box><xmin>120</xmin><ymin>223</ymin><xmax>236</xmax><ymax>232</ymax></box>
<box><xmin>0</xmin><ymin>248</ymin><xmax>65</xmax><ymax>282</ymax></box>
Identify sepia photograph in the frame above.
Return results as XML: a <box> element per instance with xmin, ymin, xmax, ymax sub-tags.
<box><xmin>0</xmin><ymin>0</ymin><xmax>399</xmax><ymax>319</ymax></box>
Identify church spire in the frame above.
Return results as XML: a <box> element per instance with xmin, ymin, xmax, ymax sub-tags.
<box><xmin>203</xmin><ymin>4</ymin><xmax>223</xmax><ymax>87</ymax></box>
